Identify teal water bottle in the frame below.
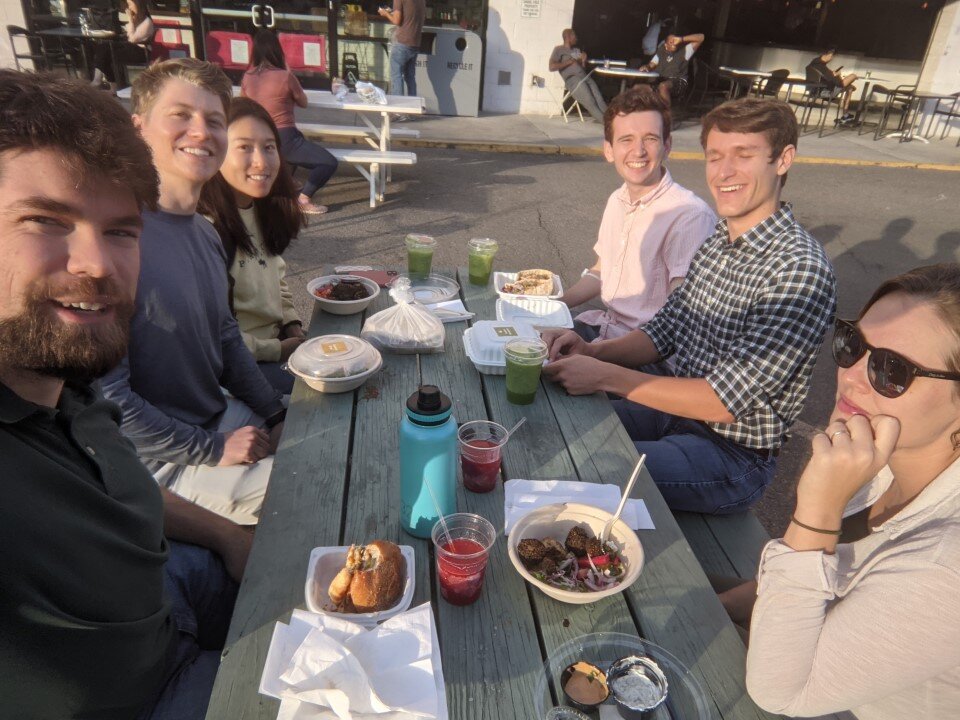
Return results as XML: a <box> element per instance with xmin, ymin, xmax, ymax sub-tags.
<box><xmin>400</xmin><ymin>385</ymin><xmax>457</xmax><ymax>538</ymax></box>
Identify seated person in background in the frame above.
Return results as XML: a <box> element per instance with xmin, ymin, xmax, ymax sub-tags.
<box><xmin>542</xmin><ymin>98</ymin><xmax>836</xmax><ymax>515</ymax></box>
<box><xmin>102</xmin><ymin>59</ymin><xmax>286</xmax><ymax>526</ymax></box>
<box><xmin>560</xmin><ymin>87</ymin><xmax>715</xmax><ymax>342</ymax></box>
<box><xmin>719</xmin><ymin>264</ymin><xmax>960</xmax><ymax>719</ymax></box>
<box><xmin>0</xmin><ymin>69</ymin><xmax>246</xmax><ymax>720</ymax></box>
<box><xmin>805</xmin><ymin>48</ymin><xmax>858</xmax><ymax>124</ymax></box>
<box><xmin>199</xmin><ymin>97</ymin><xmax>307</xmax><ymax>395</ymax></box>
<box><xmin>91</xmin><ymin>0</ymin><xmax>154</xmax><ymax>93</ymax></box>
<box><xmin>242</xmin><ymin>29</ymin><xmax>338</xmax><ymax>215</ymax></box>
<box><xmin>643</xmin><ymin>32</ymin><xmax>704</xmax><ymax>105</ymax></box>
<box><xmin>549</xmin><ymin>28</ymin><xmax>607</xmax><ymax>123</ymax></box>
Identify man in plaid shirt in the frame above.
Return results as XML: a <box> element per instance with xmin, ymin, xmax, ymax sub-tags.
<box><xmin>543</xmin><ymin>98</ymin><xmax>836</xmax><ymax>515</ymax></box>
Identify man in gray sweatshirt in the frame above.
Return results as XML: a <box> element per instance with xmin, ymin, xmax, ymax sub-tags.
<box><xmin>102</xmin><ymin>59</ymin><xmax>285</xmax><ymax>525</ymax></box>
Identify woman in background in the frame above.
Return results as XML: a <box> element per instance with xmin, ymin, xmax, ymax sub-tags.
<box><xmin>199</xmin><ymin>97</ymin><xmax>307</xmax><ymax>395</ymax></box>
<box><xmin>241</xmin><ymin>29</ymin><xmax>338</xmax><ymax>215</ymax></box>
<box><xmin>91</xmin><ymin>0</ymin><xmax>154</xmax><ymax>92</ymax></box>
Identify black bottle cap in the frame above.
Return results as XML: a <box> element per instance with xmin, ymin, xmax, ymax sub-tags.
<box><xmin>406</xmin><ymin>384</ymin><xmax>452</xmax><ymax>418</ymax></box>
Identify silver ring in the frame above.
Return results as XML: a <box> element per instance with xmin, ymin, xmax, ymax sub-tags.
<box><xmin>829</xmin><ymin>429</ymin><xmax>849</xmax><ymax>441</ymax></box>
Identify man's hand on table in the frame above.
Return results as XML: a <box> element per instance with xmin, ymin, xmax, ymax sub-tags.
<box><xmin>542</xmin><ymin>354</ymin><xmax>610</xmax><ymax>395</ymax></box>
<box><xmin>541</xmin><ymin>328</ymin><xmax>593</xmax><ymax>362</ymax></box>
<box><xmin>279</xmin><ymin>336</ymin><xmax>305</xmax><ymax>362</ymax></box>
<box><xmin>219</xmin><ymin>425</ymin><xmax>271</xmax><ymax>465</ymax></box>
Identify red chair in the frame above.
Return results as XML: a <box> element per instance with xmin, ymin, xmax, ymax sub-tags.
<box><xmin>150</xmin><ymin>23</ymin><xmax>191</xmax><ymax>62</ymax></box>
<box><xmin>205</xmin><ymin>30</ymin><xmax>253</xmax><ymax>71</ymax></box>
<box><xmin>279</xmin><ymin>32</ymin><xmax>327</xmax><ymax>73</ymax></box>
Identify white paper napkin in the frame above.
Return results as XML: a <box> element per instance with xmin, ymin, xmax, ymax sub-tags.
<box><xmin>503</xmin><ymin>479</ymin><xmax>655</xmax><ymax>535</ymax></box>
<box><xmin>424</xmin><ymin>299</ymin><xmax>473</xmax><ymax>323</ymax></box>
<box><xmin>260</xmin><ymin>603</ymin><xmax>448</xmax><ymax>720</ymax></box>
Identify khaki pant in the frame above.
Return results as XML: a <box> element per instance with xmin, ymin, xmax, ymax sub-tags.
<box><xmin>154</xmin><ymin>398</ymin><xmax>273</xmax><ymax>525</ymax></box>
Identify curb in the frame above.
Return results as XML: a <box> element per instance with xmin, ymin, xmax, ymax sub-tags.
<box><xmin>303</xmin><ymin>130</ymin><xmax>960</xmax><ymax>171</ymax></box>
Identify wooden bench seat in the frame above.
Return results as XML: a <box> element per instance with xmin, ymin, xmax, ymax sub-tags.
<box><xmin>326</xmin><ymin>148</ymin><xmax>417</xmax><ymax>208</ymax></box>
<box><xmin>673</xmin><ymin>510</ymin><xmax>771</xmax><ymax>580</ymax></box>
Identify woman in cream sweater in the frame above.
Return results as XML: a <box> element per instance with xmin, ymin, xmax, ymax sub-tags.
<box><xmin>199</xmin><ymin>97</ymin><xmax>306</xmax><ymax>394</ymax></box>
<box><xmin>723</xmin><ymin>263</ymin><xmax>960</xmax><ymax>719</ymax></box>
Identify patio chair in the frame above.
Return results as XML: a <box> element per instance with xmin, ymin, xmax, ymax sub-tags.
<box><xmin>759</xmin><ymin>69</ymin><xmax>790</xmax><ymax>99</ymax></box>
<box><xmin>548</xmin><ymin>73</ymin><xmax>597</xmax><ymax>124</ymax></box>
<box><xmin>933</xmin><ymin>92</ymin><xmax>960</xmax><ymax>143</ymax></box>
<box><xmin>857</xmin><ymin>84</ymin><xmax>916</xmax><ymax>140</ymax></box>
<box><xmin>7</xmin><ymin>24</ymin><xmax>77</xmax><ymax>76</ymax></box>
<box><xmin>687</xmin><ymin>59</ymin><xmax>731</xmax><ymax>112</ymax></box>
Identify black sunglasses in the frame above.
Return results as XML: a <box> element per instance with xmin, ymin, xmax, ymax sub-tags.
<box><xmin>832</xmin><ymin>319</ymin><xmax>960</xmax><ymax>398</ymax></box>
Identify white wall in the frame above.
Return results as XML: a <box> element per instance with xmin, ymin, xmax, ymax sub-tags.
<box><xmin>1</xmin><ymin>0</ymin><xmax>29</xmax><ymax>70</ymax></box>
<box><xmin>483</xmin><ymin>0</ymin><xmax>574</xmax><ymax>114</ymax></box>
<box><xmin>917</xmin><ymin>0</ymin><xmax>960</xmax><ymax>93</ymax></box>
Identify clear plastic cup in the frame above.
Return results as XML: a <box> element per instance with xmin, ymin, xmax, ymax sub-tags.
<box><xmin>504</xmin><ymin>338</ymin><xmax>548</xmax><ymax>405</ymax></box>
<box><xmin>458</xmin><ymin>420</ymin><xmax>508</xmax><ymax>493</ymax></box>
<box><xmin>432</xmin><ymin>513</ymin><xmax>496</xmax><ymax>606</ymax></box>
<box><xmin>467</xmin><ymin>238</ymin><xmax>499</xmax><ymax>286</ymax></box>
<box><xmin>405</xmin><ymin>234</ymin><xmax>436</xmax><ymax>279</ymax></box>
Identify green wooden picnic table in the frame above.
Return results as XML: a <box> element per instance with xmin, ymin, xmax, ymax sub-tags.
<box><xmin>204</xmin><ymin>268</ymin><xmax>781</xmax><ymax>720</ymax></box>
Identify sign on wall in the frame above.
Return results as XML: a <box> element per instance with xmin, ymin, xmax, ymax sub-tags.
<box><xmin>520</xmin><ymin>0</ymin><xmax>541</xmax><ymax>18</ymax></box>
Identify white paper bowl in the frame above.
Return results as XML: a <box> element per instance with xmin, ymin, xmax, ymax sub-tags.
<box><xmin>287</xmin><ymin>355</ymin><xmax>383</xmax><ymax>394</ymax></box>
<box><xmin>508</xmin><ymin>503</ymin><xmax>644</xmax><ymax>605</ymax></box>
<box><xmin>304</xmin><ymin>545</ymin><xmax>416</xmax><ymax>628</ymax></box>
<box><xmin>307</xmin><ymin>275</ymin><xmax>381</xmax><ymax>315</ymax></box>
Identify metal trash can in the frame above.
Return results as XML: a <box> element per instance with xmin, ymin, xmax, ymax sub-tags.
<box><xmin>413</xmin><ymin>27</ymin><xmax>482</xmax><ymax>117</ymax></box>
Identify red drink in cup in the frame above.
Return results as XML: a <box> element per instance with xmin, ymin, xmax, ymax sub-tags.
<box><xmin>458</xmin><ymin>421</ymin><xmax>509</xmax><ymax>494</ymax></box>
<box><xmin>432</xmin><ymin>513</ymin><xmax>497</xmax><ymax>606</ymax></box>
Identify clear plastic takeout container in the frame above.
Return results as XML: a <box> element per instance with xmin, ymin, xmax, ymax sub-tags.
<box><xmin>496</xmin><ymin>298</ymin><xmax>574</xmax><ymax>329</ymax></box>
<box><xmin>288</xmin><ymin>335</ymin><xmax>381</xmax><ymax>380</ymax></box>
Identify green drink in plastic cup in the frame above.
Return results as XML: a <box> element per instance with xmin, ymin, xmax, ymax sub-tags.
<box><xmin>467</xmin><ymin>238</ymin><xmax>499</xmax><ymax>286</ymax></box>
<box><xmin>405</xmin><ymin>234</ymin><xmax>436</xmax><ymax>279</ymax></box>
<box><xmin>504</xmin><ymin>338</ymin><xmax>548</xmax><ymax>405</ymax></box>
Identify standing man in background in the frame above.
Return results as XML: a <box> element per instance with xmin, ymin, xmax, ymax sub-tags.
<box><xmin>380</xmin><ymin>0</ymin><xmax>426</xmax><ymax>102</ymax></box>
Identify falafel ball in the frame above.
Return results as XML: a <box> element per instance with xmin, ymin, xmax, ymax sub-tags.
<box><xmin>538</xmin><ymin>556</ymin><xmax>558</xmax><ymax>575</ymax></box>
<box><xmin>586</xmin><ymin>537</ymin><xmax>604</xmax><ymax>558</ymax></box>
<box><xmin>517</xmin><ymin>538</ymin><xmax>547</xmax><ymax>568</ymax></box>
<box><xmin>541</xmin><ymin>537</ymin><xmax>567</xmax><ymax>560</ymax></box>
<box><xmin>565</xmin><ymin>526</ymin><xmax>591</xmax><ymax>557</ymax></box>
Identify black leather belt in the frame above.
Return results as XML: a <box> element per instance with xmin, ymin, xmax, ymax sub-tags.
<box><xmin>747</xmin><ymin>446</ymin><xmax>780</xmax><ymax>460</ymax></box>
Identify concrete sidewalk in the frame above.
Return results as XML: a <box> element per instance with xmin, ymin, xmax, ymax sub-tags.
<box><xmin>298</xmin><ymin>105</ymin><xmax>960</xmax><ymax>170</ymax></box>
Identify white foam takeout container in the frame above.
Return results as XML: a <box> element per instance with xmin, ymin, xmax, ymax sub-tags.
<box><xmin>304</xmin><ymin>545</ymin><xmax>416</xmax><ymax>628</ymax></box>
<box><xmin>496</xmin><ymin>297</ymin><xmax>574</xmax><ymax>329</ymax></box>
<box><xmin>463</xmin><ymin>321</ymin><xmax>540</xmax><ymax>375</ymax></box>
<box><xmin>494</xmin><ymin>271</ymin><xmax>564</xmax><ymax>300</ymax></box>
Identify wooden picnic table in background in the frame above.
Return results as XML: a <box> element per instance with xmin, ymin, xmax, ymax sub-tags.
<box><xmin>204</xmin><ymin>268</ymin><xmax>780</xmax><ymax>720</ymax></box>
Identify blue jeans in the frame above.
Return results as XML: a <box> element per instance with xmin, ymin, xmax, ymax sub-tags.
<box><xmin>139</xmin><ymin>542</ymin><xmax>239</xmax><ymax>720</ymax></box>
<box><xmin>277</xmin><ymin>126</ymin><xmax>339</xmax><ymax>198</ymax></box>
<box><xmin>390</xmin><ymin>43</ymin><xmax>418</xmax><ymax>96</ymax></box>
<box><xmin>612</xmin><ymin>400</ymin><xmax>777</xmax><ymax>515</ymax></box>
<box><xmin>259</xmin><ymin>360</ymin><xmax>294</xmax><ymax>395</ymax></box>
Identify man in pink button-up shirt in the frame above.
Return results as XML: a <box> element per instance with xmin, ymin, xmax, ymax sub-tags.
<box><xmin>561</xmin><ymin>87</ymin><xmax>715</xmax><ymax>341</ymax></box>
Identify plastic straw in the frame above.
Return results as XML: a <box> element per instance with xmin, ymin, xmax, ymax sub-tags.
<box><xmin>504</xmin><ymin>416</ymin><xmax>526</xmax><ymax>442</ymax></box>
<box><xmin>423</xmin><ymin>475</ymin><xmax>451</xmax><ymax>542</ymax></box>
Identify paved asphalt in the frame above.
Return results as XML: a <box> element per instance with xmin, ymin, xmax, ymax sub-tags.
<box><xmin>282</xmin><ymin>149</ymin><xmax>960</xmax><ymax>534</ymax></box>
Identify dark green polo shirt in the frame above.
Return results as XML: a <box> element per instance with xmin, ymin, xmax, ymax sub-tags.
<box><xmin>0</xmin><ymin>380</ymin><xmax>176</xmax><ymax>719</ymax></box>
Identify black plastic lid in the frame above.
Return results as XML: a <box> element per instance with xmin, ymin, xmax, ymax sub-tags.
<box><xmin>406</xmin><ymin>384</ymin><xmax>452</xmax><ymax>417</ymax></box>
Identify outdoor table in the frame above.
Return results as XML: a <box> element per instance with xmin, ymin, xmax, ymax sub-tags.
<box><xmin>885</xmin><ymin>89</ymin><xmax>956</xmax><ymax>144</ymax></box>
<box><xmin>594</xmin><ymin>66</ymin><xmax>659</xmax><ymax>94</ymax></box>
<box><xmin>203</xmin><ymin>267</ymin><xmax>780</xmax><ymax>720</ymax></box>
<box><xmin>719</xmin><ymin>66</ymin><xmax>772</xmax><ymax>99</ymax></box>
<box><xmin>36</xmin><ymin>25</ymin><xmax>117</xmax><ymax>81</ymax></box>
<box><xmin>587</xmin><ymin>58</ymin><xmax>627</xmax><ymax>68</ymax></box>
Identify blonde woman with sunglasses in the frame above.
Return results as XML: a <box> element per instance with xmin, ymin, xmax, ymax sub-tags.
<box><xmin>721</xmin><ymin>263</ymin><xmax>960</xmax><ymax>719</ymax></box>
